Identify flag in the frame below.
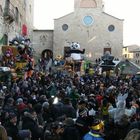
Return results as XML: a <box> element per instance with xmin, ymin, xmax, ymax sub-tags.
<box><xmin>22</xmin><ymin>24</ymin><xmax>27</xmax><ymax>36</ymax></box>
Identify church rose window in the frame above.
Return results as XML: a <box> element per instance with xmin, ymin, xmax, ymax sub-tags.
<box><xmin>108</xmin><ymin>25</ymin><xmax>115</xmax><ymax>31</ymax></box>
<box><xmin>83</xmin><ymin>16</ymin><xmax>94</xmax><ymax>26</ymax></box>
<box><xmin>62</xmin><ymin>24</ymin><xmax>68</xmax><ymax>31</ymax></box>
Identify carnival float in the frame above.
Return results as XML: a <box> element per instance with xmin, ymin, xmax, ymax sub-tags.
<box><xmin>1</xmin><ymin>35</ymin><xmax>34</xmax><ymax>80</ymax></box>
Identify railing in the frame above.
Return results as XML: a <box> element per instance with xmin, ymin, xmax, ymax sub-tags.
<box><xmin>3</xmin><ymin>1</ymin><xmax>15</xmax><ymax>23</ymax></box>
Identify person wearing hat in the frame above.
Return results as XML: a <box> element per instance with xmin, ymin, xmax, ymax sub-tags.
<box><xmin>83</xmin><ymin>119</ymin><xmax>105</xmax><ymax>140</ymax></box>
<box><xmin>16</xmin><ymin>98</ymin><xmax>27</xmax><ymax>113</ymax></box>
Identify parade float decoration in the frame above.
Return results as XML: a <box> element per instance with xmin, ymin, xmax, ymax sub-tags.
<box><xmin>1</xmin><ymin>35</ymin><xmax>34</xmax><ymax>79</ymax></box>
<box><xmin>69</xmin><ymin>42</ymin><xmax>85</xmax><ymax>61</ymax></box>
<box><xmin>64</xmin><ymin>42</ymin><xmax>85</xmax><ymax>76</ymax></box>
<box><xmin>100</xmin><ymin>51</ymin><xmax>115</xmax><ymax>75</ymax></box>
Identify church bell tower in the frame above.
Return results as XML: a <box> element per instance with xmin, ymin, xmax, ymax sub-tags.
<box><xmin>74</xmin><ymin>0</ymin><xmax>104</xmax><ymax>10</ymax></box>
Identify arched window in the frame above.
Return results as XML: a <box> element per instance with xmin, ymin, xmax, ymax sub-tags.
<box><xmin>108</xmin><ymin>25</ymin><xmax>115</xmax><ymax>32</ymax></box>
<box><xmin>3</xmin><ymin>34</ymin><xmax>8</xmax><ymax>45</ymax></box>
<box><xmin>15</xmin><ymin>7</ymin><xmax>19</xmax><ymax>23</ymax></box>
<box><xmin>24</xmin><ymin>0</ymin><xmax>26</xmax><ymax>9</ymax></box>
<box><xmin>29</xmin><ymin>5</ymin><xmax>31</xmax><ymax>13</ymax></box>
<box><xmin>0</xmin><ymin>5</ymin><xmax>3</xmax><ymax>16</ymax></box>
<box><xmin>4</xmin><ymin>0</ymin><xmax>10</xmax><ymax>16</ymax></box>
<box><xmin>5</xmin><ymin>0</ymin><xmax>10</xmax><ymax>8</ymax></box>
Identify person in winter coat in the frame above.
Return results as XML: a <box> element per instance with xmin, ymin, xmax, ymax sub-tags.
<box><xmin>61</xmin><ymin>118</ymin><xmax>80</xmax><ymax>140</ymax></box>
<box><xmin>124</xmin><ymin>129</ymin><xmax>140</xmax><ymax>140</ymax></box>
<box><xmin>5</xmin><ymin>113</ymin><xmax>19</xmax><ymax>140</ymax></box>
<box><xmin>5</xmin><ymin>112</ymin><xmax>31</xmax><ymax>140</ymax></box>
<box><xmin>75</xmin><ymin>109</ymin><xmax>91</xmax><ymax>140</ymax></box>
<box><xmin>22</xmin><ymin>109</ymin><xmax>43</xmax><ymax>140</ymax></box>
<box><xmin>61</xmin><ymin>97</ymin><xmax>76</xmax><ymax>118</ymax></box>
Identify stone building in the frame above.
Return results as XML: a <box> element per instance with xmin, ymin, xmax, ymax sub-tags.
<box><xmin>122</xmin><ymin>45</ymin><xmax>139</xmax><ymax>60</ymax></box>
<box><xmin>131</xmin><ymin>47</ymin><xmax>140</xmax><ymax>66</ymax></box>
<box><xmin>123</xmin><ymin>45</ymin><xmax>140</xmax><ymax>66</ymax></box>
<box><xmin>53</xmin><ymin>0</ymin><xmax>123</xmax><ymax>61</ymax></box>
<box><xmin>32</xmin><ymin>30</ymin><xmax>53</xmax><ymax>60</ymax></box>
<box><xmin>0</xmin><ymin>0</ymin><xmax>34</xmax><ymax>48</ymax></box>
<box><xmin>33</xmin><ymin>0</ymin><xmax>124</xmax><ymax>61</ymax></box>
<box><xmin>120</xmin><ymin>45</ymin><xmax>140</xmax><ymax>73</ymax></box>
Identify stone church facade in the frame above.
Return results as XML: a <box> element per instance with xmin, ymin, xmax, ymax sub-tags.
<box><xmin>33</xmin><ymin>0</ymin><xmax>124</xmax><ymax>61</ymax></box>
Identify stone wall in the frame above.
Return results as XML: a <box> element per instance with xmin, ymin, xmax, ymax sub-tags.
<box><xmin>32</xmin><ymin>30</ymin><xmax>53</xmax><ymax>60</ymax></box>
<box><xmin>53</xmin><ymin>9</ymin><xmax>123</xmax><ymax>61</ymax></box>
<box><xmin>0</xmin><ymin>0</ymin><xmax>33</xmax><ymax>43</ymax></box>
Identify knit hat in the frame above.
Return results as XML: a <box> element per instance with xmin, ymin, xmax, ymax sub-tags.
<box><xmin>42</xmin><ymin>102</ymin><xmax>49</xmax><ymax>109</ymax></box>
<box><xmin>17</xmin><ymin>98</ymin><xmax>23</xmax><ymax>104</ymax></box>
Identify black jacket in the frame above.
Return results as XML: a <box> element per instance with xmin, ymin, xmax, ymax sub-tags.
<box><xmin>61</xmin><ymin>126</ymin><xmax>80</xmax><ymax>140</ymax></box>
<box><xmin>5</xmin><ymin>122</ymin><xmax>19</xmax><ymax>140</ymax></box>
<box><xmin>22</xmin><ymin>114</ymin><xmax>43</xmax><ymax>140</ymax></box>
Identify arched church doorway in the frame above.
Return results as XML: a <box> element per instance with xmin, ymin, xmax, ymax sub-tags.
<box><xmin>41</xmin><ymin>49</ymin><xmax>53</xmax><ymax>60</ymax></box>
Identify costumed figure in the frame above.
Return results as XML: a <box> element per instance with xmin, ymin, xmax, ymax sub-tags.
<box><xmin>83</xmin><ymin>119</ymin><xmax>105</xmax><ymax>140</ymax></box>
<box><xmin>67</xmin><ymin>42</ymin><xmax>85</xmax><ymax>73</ymax></box>
<box><xmin>9</xmin><ymin>36</ymin><xmax>25</xmax><ymax>61</ymax></box>
<box><xmin>70</xmin><ymin>42</ymin><xmax>85</xmax><ymax>61</ymax></box>
<box><xmin>8</xmin><ymin>35</ymin><xmax>34</xmax><ymax>79</ymax></box>
<box><xmin>3</xmin><ymin>47</ymin><xmax>14</xmax><ymax>67</ymax></box>
<box><xmin>5</xmin><ymin>48</ymin><xmax>13</xmax><ymax>58</ymax></box>
<box><xmin>24</xmin><ymin>55</ymin><xmax>35</xmax><ymax>79</ymax></box>
<box><xmin>108</xmin><ymin>93</ymin><xmax>136</xmax><ymax>124</ymax></box>
<box><xmin>9</xmin><ymin>36</ymin><xmax>32</xmax><ymax>62</ymax></box>
<box><xmin>100</xmin><ymin>51</ymin><xmax>115</xmax><ymax>73</ymax></box>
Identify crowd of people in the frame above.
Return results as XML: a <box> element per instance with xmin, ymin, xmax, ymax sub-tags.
<box><xmin>0</xmin><ymin>59</ymin><xmax>140</xmax><ymax>140</ymax></box>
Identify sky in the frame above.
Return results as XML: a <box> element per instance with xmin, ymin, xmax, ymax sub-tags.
<box><xmin>34</xmin><ymin>0</ymin><xmax>140</xmax><ymax>46</ymax></box>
